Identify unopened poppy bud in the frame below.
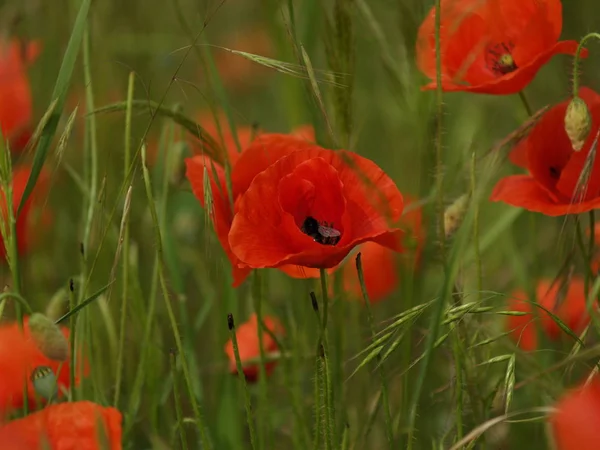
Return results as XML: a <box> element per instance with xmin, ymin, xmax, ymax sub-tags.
<box><xmin>28</xmin><ymin>312</ymin><xmax>69</xmax><ymax>362</ymax></box>
<box><xmin>30</xmin><ymin>366</ymin><xmax>57</xmax><ymax>400</ymax></box>
<box><xmin>565</xmin><ymin>96</ymin><xmax>591</xmax><ymax>152</ymax></box>
<box><xmin>444</xmin><ymin>194</ymin><xmax>470</xmax><ymax>238</ymax></box>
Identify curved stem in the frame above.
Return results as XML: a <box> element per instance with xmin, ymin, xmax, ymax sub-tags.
<box><xmin>573</xmin><ymin>33</ymin><xmax>600</xmax><ymax>97</ymax></box>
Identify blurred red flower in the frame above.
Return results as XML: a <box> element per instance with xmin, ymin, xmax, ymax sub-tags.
<box><xmin>507</xmin><ymin>277</ymin><xmax>589</xmax><ymax>351</ymax></box>
<box><xmin>550</xmin><ymin>377</ymin><xmax>600</xmax><ymax>450</ymax></box>
<box><xmin>0</xmin><ymin>316</ymin><xmax>81</xmax><ymax>416</ymax></box>
<box><xmin>224</xmin><ymin>313</ymin><xmax>284</xmax><ymax>382</ymax></box>
<box><xmin>0</xmin><ymin>165</ymin><xmax>52</xmax><ymax>259</ymax></box>
<box><xmin>416</xmin><ymin>0</ymin><xmax>582</xmax><ymax>94</ymax></box>
<box><xmin>0</xmin><ymin>39</ymin><xmax>40</xmax><ymax>152</ymax></box>
<box><xmin>491</xmin><ymin>88</ymin><xmax>600</xmax><ymax>215</ymax></box>
<box><xmin>0</xmin><ymin>401</ymin><xmax>122</xmax><ymax>449</ymax></box>
<box><xmin>186</xmin><ymin>126</ymin><xmax>315</xmax><ymax>286</ymax></box>
<box><xmin>228</xmin><ymin>143</ymin><xmax>404</xmax><ymax>270</ymax></box>
<box><xmin>340</xmin><ymin>197</ymin><xmax>425</xmax><ymax>303</ymax></box>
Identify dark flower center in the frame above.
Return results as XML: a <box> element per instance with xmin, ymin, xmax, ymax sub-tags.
<box><xmin>549</xmin><ymin>166</ymin><xmax>561</xmax><ymax>180</ymax></box>
<box><xmin>301</xmin><ymin>216</ymin><xmax>341</xmax><ymax>246</ymax></box>
<box><xmin>486</xmin><ymin>42</ymin><xmax>518</xmax><ymax>76</ymax></box>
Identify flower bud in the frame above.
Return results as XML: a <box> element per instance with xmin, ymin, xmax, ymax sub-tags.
<box><xmin>565</xmin><ymin>96</ymin><xmax>592</xmax><ymax>152</ymax></box>
<box><xmin>28</xmin><ymin>312</ymin><xmax>69</xmax><ymax>362</ymax></box>
<box><xmin>444</xmin><ymin>194</ymin><xmax>470</xmax><ymax>238</ymax></box>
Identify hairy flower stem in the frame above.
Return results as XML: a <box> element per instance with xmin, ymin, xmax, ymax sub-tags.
<box><xmin>319</xmin><ymin>268</ymin><xmax>335</xmax><ymax>450</ymax></box>
<box><xmin>572</xmin><ymin>33</ymin><xmax>600</xmax><ymax>97</ymax></box>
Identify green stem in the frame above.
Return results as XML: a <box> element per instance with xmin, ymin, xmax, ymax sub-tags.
<box><xmin>228</xmin><ymin>314</ymin><xmax>258</xmax><ymax>450</ymax></box>
<box><xmin>68</xmin><ymin>279</ymin><xmax>77</xmax><ymax>401</ymax></box>
<box><xmin>171</xmin><ymin>350</ymin><xmax>189</xmax><ymax>450</ymax></box>
<box><xmin>253</xmin><ymin>271</ymin><xmax>268</xmax><ymax>450</ymax></box>
<box><xmin>573</xmin><ymin>33</ymin><xmax>600</xmax><ymax>96</ymax></box>
<box><xmin>318</xmin><ymin>268</ymin><xmax>335</xmax><ymax>450</ymax></box>
<box><xmin>355</xmin><ymin>254</ymin><xmax>394</xmax><ymax>448</ymax></box>
<box><xmin>113</xmin><ymin>71</ymin><xmax>135</xmax><ymax>408</ymax></box>
<box><xmin>141</xmin><ymin>147</ymin><xmax>213</xmax><ymax>449</ymax></box>
<box><xmin>518</xmin><ymin>91</ymin><xmax>533</xmax><ymax>117</ymax></box>
<box><xmin>433</xmin><ymin>0</ymin><xmax>445</xmax><ymax>262</ymax></box>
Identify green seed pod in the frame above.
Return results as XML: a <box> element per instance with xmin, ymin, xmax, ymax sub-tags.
<box><xmin>565</xmin><ymin>96</ymin><xmax>591</xmax><ymax>152</ymax></box>
<box><xmin>28</xmin><ymin>312</ymin><xmax>69</xmax><ymax>362</ymax></box>
<box><xmin>30</xmin><ymin>366</ymin><xmax>57</xmax><ymax>400</ymax></box>
<box><xmin>444</xmin><ymin>194</ymin><xmax>470</xmax><ymax>238</ymax></box>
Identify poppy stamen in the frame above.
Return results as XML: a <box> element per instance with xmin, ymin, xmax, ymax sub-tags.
<box><xmin>301</xmin><ymin>216</ymin><xmax>341</xmax><ymax>246</ymax></box>
<box><xmin>486</xmin><ymin>42</ymin><xmax>518</xmax><ymax>76</ymax></box>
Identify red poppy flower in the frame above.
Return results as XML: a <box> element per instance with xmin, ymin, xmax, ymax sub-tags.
<box><xmin>228</xmin><ymin>144</ymin><xmax>404</xmax><ymax>270</ymax></box>
<box><xmin>0</xmin><ymin>39</ymin><xmax>40</xmax><ymax>152</ymax></box>
<box><xmin>339</xmin><ymin>197</ymin><xmax>425</xmax><ymax>303</ymax></box>
<box><xmin>491</xmin><ymin>88</ymin><xmax>600</xmax><ymax>216</ymax></box>
<box><xmin>223</xmin><ymin>313</ymin><xmax>284</xmax><ymax>382</ymax></box>
<box><xmin>186</xmin><ymin>129</ymin><xmax>316</xmax><ymax>286</ymax></box>
<box><xmin>0</xmin><ymin>401</ymin><xmax>122</xmax><ymax>449</ymax></box>
<box><xmin>0</xmin><ymin>316</ymin><xmax>84</xmax><ymax>416</ymax></box>
<box><xmin>416</xmin><ymin>0</ymin><xmax>583</xmax><ymax>94</ymax></box>
<box><xmin>506</xmin><ymin>277</ymin><xmax>589</xmax><ymax>351</ymax></box>
<box><xmin>550</xmin><ymin>376</ymin><xmax>600</xmax><ymax>450</ymax></box>
<box><xmin>0</xmin><ymin>165</ymin><xmax>52</xmax><ymax>259</ymax></box>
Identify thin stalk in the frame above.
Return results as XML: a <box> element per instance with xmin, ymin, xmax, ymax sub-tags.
<box><xmin>471</xmin><ymin>152</ymin><xmax>482</xmax><ymax>301</ymax></box>
<box><xmin>355</xmin><ymin>253</ymin><xmax>394</xmax><ymax>448</ymax></box>
<box><xmin>68</xmin><ymin>279</ymin><xmax>77</xmax><ymax>400</ymax></box>
<box><xmin>141</xmin><ymin>147</ymin><xmax>213</xmax><ymax>449</ymax></box>
<box><xmin>518</xmin><ymin>91</ymin><xmax>533</xmax><ymax>117</ymax></box>
<box><xmin>433</xmin><ymin>0</ymin><xmax>445</xmax><ymax>261</ymax></box>
<box><xmin>171</xmin><ymin>350</ymin><xmax>189</xmax><ymax>450</ymax></box>
<box><xmin>311</xmin><ymin>292</ymin><xmax>322</xmax><ymax>450</ymax></box>
<box><xmin>253</xmin><ymin>271</ymin><xmax>268</xmax><ymax>450</ymax></box>
<box><xmin>113</xmin><ymin>71</ymin><xmax>135</xmax><ymax>408</ymax></box>
<box><xmin>572</xmin><ymin>33</ymin><xmax>600</xmax><ymax>96</ymax></box>
<box><xmin>228</xmin><ymin>314</ymin><xmax>258</xmax><ymax>450</ymax></box>
<box><xmin>318</xmin><ymin>268</ymin><xmax>335</xmax><ymax>450</ymax></box>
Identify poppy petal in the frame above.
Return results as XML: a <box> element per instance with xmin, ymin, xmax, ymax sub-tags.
<box><xmin>550</xmin><ymin>378</ymin><xmax>600</xmax><ymax>450</ymax></box>
<box><xmin>229</xmin><ymin>148</ymin><xmax>404</xmax><ymax>269</ymax></box>
<box><xmin>422</xmin><ymin>40</ymin><xmax>585</xmax><ymax>95</ymax></box>
<box><xmin>231</xmin><ymin>134</ymin><xmax>318</xmax><ymax>198</ymax></box>
<box><xmin>492</xmin><ymin>174</ymin><xmax>600</xmax><ymax>216</ymax></box>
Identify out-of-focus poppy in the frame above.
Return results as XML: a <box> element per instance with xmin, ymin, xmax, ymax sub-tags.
<box><xmin>0</xmin><ymin>316</ymin><xmax>82</xmax><ymax>416</ymax></box>
<box><xmin>0</xmin><ymin>401</ymin><xmax>122</xmax><ymax>449</ymax></box>
<box><xmin>224</xmin><ymin>313</ymin><xmax>284</xmax><ymax>382</ymax></box>
<box><xmin>491</xmin><ymin>88</ymin><xmax>600</xmax><ymax>216</ymax></box>
<box><xmin>339</xmin><ymin>197</ymin><xmax>425</xmax><ymax>303</ymax></box>
<box><xmin>506</xmin><ymin>277</ymin><xmax>589</xmax><ymax>351</ymax></box>
<box><xmin>186</xmin><ymin>128</ymin><xmax>315</xmax><ymax>286</ymax></box>
<box><xmin>208</xmin><ymin>26</ymin><xmax>273</xmax><ymax>92</ymax></box>
<box><xmin>550</xmin><ymin>377</ymin><xmax>600</xmax><ymax>450</ymax></box>
<box><xmin>0</xmin><ymin>165</ymin><xmax>52</xmax><ymax>259</ymax></box>
<box><xmin>0</xmin><ymin>39</ymin><xmax>40</xmax><ymax>152</ymax></box>
<box><xmin>228</xmin><ymin>142</ymin><xmax>405</xmax><ymax>270</ymax></box>
<box><xmin>416</xmin><ymin>0</ymin><xmax>583</xmax><ymax>95</ymax></box>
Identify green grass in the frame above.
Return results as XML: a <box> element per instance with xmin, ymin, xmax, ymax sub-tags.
<box><xmin>4</xmin><ymin>0</ymin><xmax>600</xmax><ymax>448</ymax></box>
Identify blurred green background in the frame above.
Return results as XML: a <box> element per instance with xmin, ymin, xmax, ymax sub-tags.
<box><xmin>2</xmin><ymin>0</ymin><xmax>600</xmax><ymax>448</ymax></box>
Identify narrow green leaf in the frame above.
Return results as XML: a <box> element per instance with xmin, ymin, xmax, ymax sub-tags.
<box><xmin>55</xmin><ymin>282</ymin><xmax>113</xmax><ymax>325</ymax></box>
<box><xmin>18</xmin><ymin>0</ymin><xmax>92</xmax><ymax>215</ymax></box>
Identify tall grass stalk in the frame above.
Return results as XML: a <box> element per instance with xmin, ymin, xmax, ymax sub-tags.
<box><xmin>355</xmin><ymin>253</ymin><xmax>394</xmax><ymax>448</ymax></box>
<box><xmin>113</xmin><ymin>71</ymin><xmax>136</xmax><ymax>408</ymax></box>
<box><xmin>141</xmin><ymin>146</ymin><xmax>213</xmax><ymax>449</ymax></box>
